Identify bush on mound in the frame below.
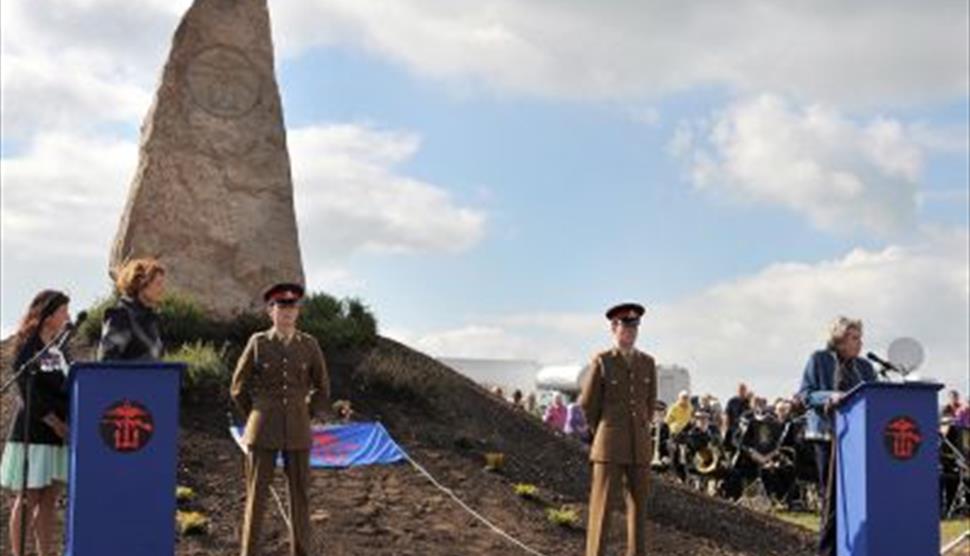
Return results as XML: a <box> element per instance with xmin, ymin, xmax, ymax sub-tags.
<box><xmin>78</xmin><ymin>293</ymin><xmax>215</xmax><ymax>346</ymax></box>
<box><xmin>299</xmin><ymin>293</ymin><xmax>378</xmax><ymax>351</ymax></box>
<box><xmin>165</xmin><ymin>342</ymin><xmax>230</xmax><ymax>399</ymax></box>
<box><xmin>80</xmin><ymin>291</ymin><xmax>377</xmax><ymax>353</ymax></box>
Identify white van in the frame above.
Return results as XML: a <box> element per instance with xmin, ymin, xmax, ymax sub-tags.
<box><xmin>535</xmin><ymin>362</ymin><xmax>691</xmax><ymax>407</ymax></box>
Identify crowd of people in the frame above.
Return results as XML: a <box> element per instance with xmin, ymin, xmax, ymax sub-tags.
<box><xmin>490</xmin><ymin>374</ymin><xmax>970</xmax><ymax>520</ymax></box>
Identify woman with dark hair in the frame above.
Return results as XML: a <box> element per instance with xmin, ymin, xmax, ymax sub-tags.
<box><xmin>0</xmin><ymin>290</ymin><xmax>72</xmax><ymax>556</ymax></box>
<box><xmin>98</xmin><ymin>258</ymin><xmax>166</xmax><ymax>361</ymax></box>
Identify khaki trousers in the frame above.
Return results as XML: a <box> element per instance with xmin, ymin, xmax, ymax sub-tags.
<box><xmin>240</xmin><ymin>448</ymin><xmax>312</xmax><ymax>556</ymax></box>
<box><xmin>586</xmin><ymin>462</ymin><xmax>650</xmax><ymax>556</ymax></box>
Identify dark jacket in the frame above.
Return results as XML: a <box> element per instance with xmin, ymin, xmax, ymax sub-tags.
<box><xmin>97</xmin><ymin>297</ymin><xmax>163</xmax><ymax>362</ymax></box>
<box><xmin>7</xmin><ymin>335</ymin><xmax>70</xmax><ymax>445</ymax></box>
<box><xmin>797</xmin><ymin>349</ymin><xmax>878</xmax><ymax>441</ymax></box>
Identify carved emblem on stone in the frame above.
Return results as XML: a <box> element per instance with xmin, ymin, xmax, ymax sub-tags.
<box><xmin>187</xmin><ymin>46</ymin><xmax>262</xmax><ymax>118</ymax></box>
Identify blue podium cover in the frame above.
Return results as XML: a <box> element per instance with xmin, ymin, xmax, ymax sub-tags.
<box><xmin>231</xmin><ymin>422</ymin><xmax>406</xmax><ymax>468</ymax></box>
<box><xmin>65</xmin><ymin>362</ymin><xmax>183</xmax><ymax>556</ymax></box>
<box><xmin>835</xmin><ymin>381</ymin><xmax>942</xmax><ymax>556</ymax></box>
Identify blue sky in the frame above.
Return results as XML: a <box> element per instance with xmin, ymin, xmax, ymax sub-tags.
<box><xmin>1</xmin><ymin>1</ymin><xmax>968</xmax><ymax>399</ymax></box>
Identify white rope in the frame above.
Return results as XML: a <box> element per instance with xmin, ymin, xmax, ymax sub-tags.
<box><xmin>942</xmin><ymin>530</ymin><xmax>970</xmax><ymax>555</ymax></box>
<box><xmin>403</xmin><ymin>453</ymin><xmax>549</xmax><ymax>556</ymax></box>
<box><xmin>232</xmin><ymin>424</ymin><xmax>547</xmax><ymax>555</ymax></box>
<box><xmin>270</xmin><ymin>485</ymin><xmax>292</xmax><ymax>531</ymax></box>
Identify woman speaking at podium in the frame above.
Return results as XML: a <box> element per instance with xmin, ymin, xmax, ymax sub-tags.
<box><xmin>97</xmin><ymin>258</ymin><xmax>166</xmax><ymax>362</ymax></box>
<box><xmin>797</xmin><ymin>316</ymin><xmax>878</xmax><ymax>556</ymax></box>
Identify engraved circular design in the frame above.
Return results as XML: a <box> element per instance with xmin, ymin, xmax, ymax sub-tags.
<box><xmin>186</xmin><ymin>46</ymin><xmax>262</xmax><ymax>119</ymax></box>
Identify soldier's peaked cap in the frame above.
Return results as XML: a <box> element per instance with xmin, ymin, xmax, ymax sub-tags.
<box><xmin>605</xmin><ymin>302</ymin><xmax>646</xmax><ymax>320</ymax></box>
<box><xmin>263</xmin><ymin>282</ymin><xmax>305</xmax><ymax>303</ymax></box>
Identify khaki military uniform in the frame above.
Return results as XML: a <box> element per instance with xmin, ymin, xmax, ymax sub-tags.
<box><xmin>579</xmin><ymin>348</ymin><xmax>657</xmax><ymax>556</ymax></box>
<box><xmin>231</xmin><ymin>329</ymin><xmax>330</xmax><ymax>556</ymax></box>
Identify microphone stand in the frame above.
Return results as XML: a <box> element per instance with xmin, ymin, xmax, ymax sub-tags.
<box><xmin>0</xmin><ymin>323</ymin><xmax>74</xmax><ymax>556</ymax></box>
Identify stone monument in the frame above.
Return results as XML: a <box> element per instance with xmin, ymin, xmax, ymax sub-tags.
<box><xmin>110</xmin><ymin>0</ymin><xmax>304</xmax><ymax>319</ymax></box>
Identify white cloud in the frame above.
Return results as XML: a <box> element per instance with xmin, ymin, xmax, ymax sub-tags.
<box><xmin>3</xmin><ymin>0</ymin><xmax>966</xmax><ymax>143</ymax></box>
<box><xmin>1</xmin><ymin>123</ymin><xmax>486</xmax><ymax>330</ymax></box>
<box><xmin>908</xmin><ymin>122</ymin><xmax>970</xmax><ymax>154</ymax></box>
<box><xmin>0</xmin><ymin>132</ymin><xmax>137</xmax><ymax>257</ymax></box>
<box><xmin>670</xmin><ymin>94</ymin><xmax>928</xmax><ymax>236</ymax></box>
<box><xmin>0</xmin><ymin>0</ymin><xmax>188</xmax><ymax>139</ymax></box>
<box><xmin>395</xmin><ymin>229</ymin><xmax>970</xmax><ymax>400</ymax></box>
<box><xmin>290</xmin><ymin>124</ymin><xmax>486</xmax><ymax>257</ymax></box>
<box><xmin>272</xmin><ymin>0</ymin><xmax>969</xmax><ymax>106</ymax></box>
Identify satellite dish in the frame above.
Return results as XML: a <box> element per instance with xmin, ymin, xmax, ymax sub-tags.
<box><xmin>887</xmin><ymin>337</ymin><xmax>925</xmax><ymax>375</ymax></box>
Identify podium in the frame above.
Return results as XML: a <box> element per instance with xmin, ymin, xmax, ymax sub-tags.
<box><xmin>835</xmin><ymin>381</ymin><xmax>943</xmax><ymax>556</ymax></box>
<box><xmin>65</xmin><ymin>362</ymin><xmax>183</xmax><ymax>556</ymax></box>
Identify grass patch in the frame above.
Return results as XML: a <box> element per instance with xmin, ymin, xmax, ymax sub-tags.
<box><xmin>483</xmin><ymin>452</ymin><xmax>505</xmax><ymax>472</ymax></box>
<box><xmin>773</xmin><ymin>511</ymin><xmax>819</xmax><ymax>531</ymax></box>
<box><xmin>546</xmin><ymin>506</ymin><xmax>581</xmax><ymax>529</ymax></box>
<box><xmin>943</xmin><ymin>518</ymin><xmax>970</xmax><ymax>546</ymax></box>
<box><xmin>774</xmin><ymin>511</ymin><xmax>970</xmax><ymax>546</ymax></box>
<box><xmin>175</xmin><ymin>511</ymin><xmax>209</xmax><ymax>536</ymax></box>
<box><xmin>176</xmin><ymin>485</ymin><xmax>196</xmax><ymax>504</ymax></box>
<box><xmin>514</xmin><ymin>483</ymin><xmax>539</xmax><ymax>500</ymax></box>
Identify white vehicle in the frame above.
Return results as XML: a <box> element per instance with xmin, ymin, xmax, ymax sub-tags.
<box><xmin>535</xmin><ymin>362</ymin><xmax>691</xmax><ymax>407</ymax></box>
<box><xmin>438</xmin><ymin>357</ymin><xmax>541</xmax><ymax>397</ymax></box>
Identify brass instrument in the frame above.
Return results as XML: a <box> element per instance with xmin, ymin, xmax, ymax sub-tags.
<box><xmin>692</xmin><ymin>440</ymin><xmax>722</xmax><ymax>475</ymax></box>
<box><xmin>651</xmin><ymin>423</ymin><xmax>669</xmax><ymax>471</ymax></box>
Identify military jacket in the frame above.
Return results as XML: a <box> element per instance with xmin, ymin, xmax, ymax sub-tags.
<box><xmin>579</xmin><ymin>348</ymin><xmax>657</xmax><ymax>464</ymax></box>
<box><xmin>231</xmin><ymin>329</ymin><xmax>330</xmax><ymax>450</ymax></box>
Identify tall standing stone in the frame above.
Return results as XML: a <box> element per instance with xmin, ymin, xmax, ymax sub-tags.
<box><xmin>110</xmin><ymin>0</ymin><xmax>304</xmax><ymax>319</ymax></box>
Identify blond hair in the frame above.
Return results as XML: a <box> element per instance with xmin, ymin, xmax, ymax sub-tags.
<box><xmin>115</xmin><ymin>258</ymin><xmax>166</xmax><ymax>299</ymax></box>
<box><xmin>826</xmin><ymin>316</ymin><xmax>863</xmax><ymax>350</ymax></box>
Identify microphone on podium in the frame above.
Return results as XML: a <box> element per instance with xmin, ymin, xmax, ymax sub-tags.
<box><xmin>866</xmin><ymin>351</ymin><xmax>903</xmax><ymax>378</ymax></box>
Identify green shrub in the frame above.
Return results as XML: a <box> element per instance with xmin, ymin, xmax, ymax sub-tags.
<box><xmin>175</xmin><ymin>511</ymin><xmax>209</xmax><ymax>536</ymax></box>
<box><xmin>80</xmin><ymin>290</ymin><xmax>377</xmax><ymax>354</ymax></box>
<box><xmin>546</xmin><ymin>506</ymin><xmax>580</xmax><ymax>529</ymax></box>
<box><xmin>300</xmin><ymin>293</ymin><xmax>378</xmax><ymax>351</ymax></box>
<box><xmin>79</xmin><ymin>292</ymin><xmax>211</xmax><ymax>346</ymax></box>
<box><xmin>157</xmin><ymin>293</ymin><xmax>213</xmax><ymax>346</ymax></box>
<box><xmin>165</xmin><ymin>342</ymin><xmax>229</xmax><ymax>395</ymax></box>
<box><xmin>215</xmin><ymin>311</ymin><xmax>272</xmax><ymax>347</ymax></box>
<box><xmin>78</xmin><ymin>296</ymin><xmax>117</xmax><ymax>344</ymax></box>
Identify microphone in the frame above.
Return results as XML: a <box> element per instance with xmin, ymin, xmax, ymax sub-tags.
<box><xmin>52</xmin><ymin>311</ymin><xmax>89</xmax><ymax>350</ymax></box>
<box><xmin>866</xmin><ymin>352</ymin><xmax>903</xmax><ymax>376</ymax></box>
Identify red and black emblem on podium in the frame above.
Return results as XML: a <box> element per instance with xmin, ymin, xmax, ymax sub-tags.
<box><xmin>883</xmin><ymin>416</ymin><xmax>922</xmax><ymax>460</ymax></box>
<box><xmin>100</xmin><ymin>400</ymin><xmax>155</xmax><ymax>453</ymax></box>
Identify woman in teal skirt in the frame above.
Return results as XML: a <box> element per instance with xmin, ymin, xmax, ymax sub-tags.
<box><xmin>1</xmin><ymin>290</ymin><xmax>72</xmax><ymax>556</ymax></box>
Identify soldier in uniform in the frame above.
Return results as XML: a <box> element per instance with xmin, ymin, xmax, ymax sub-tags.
<box><xmin>580</xmin><ymin>302</ymin><xmax>657</xmax><ymax>556</ymax></box>
<box><xmin>231</xmin><ymin>283</ymin><xmax>330</xmax><ymax>556</ymax></box>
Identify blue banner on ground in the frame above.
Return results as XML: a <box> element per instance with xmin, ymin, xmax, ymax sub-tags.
<box><xmin>231</xmin><ymin>422</ymin><xmax>406</xmax><ymax>468</ymax></box>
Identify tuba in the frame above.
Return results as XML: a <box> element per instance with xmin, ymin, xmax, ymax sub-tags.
<box><xmin>692</xmin><ymin>441</ymin><xmax>722</xmax><ymax>475</ymax></box>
